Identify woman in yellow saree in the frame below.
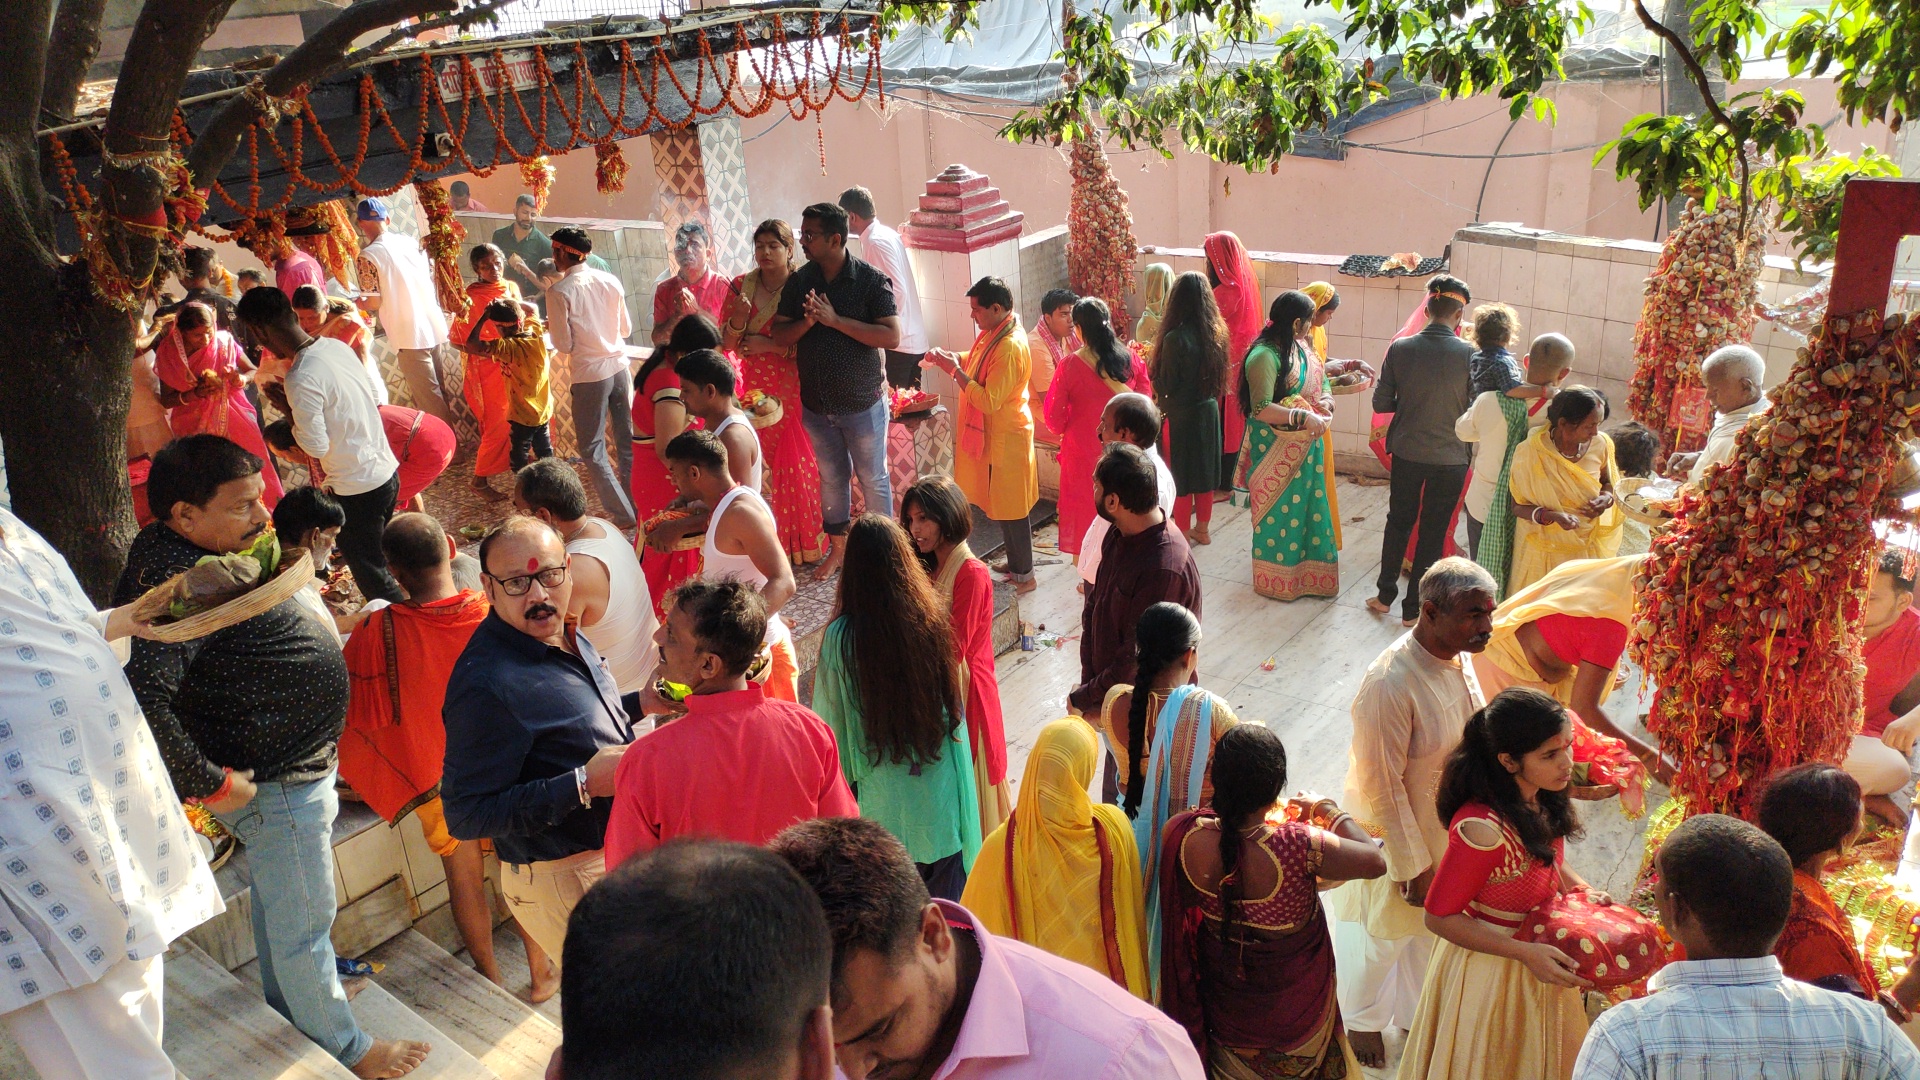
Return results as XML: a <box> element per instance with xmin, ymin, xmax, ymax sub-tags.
<box><xmin>1505</xmin><ymin>386</ymin><xmax>1622</xmax><ymax>596</ymax></box>
<box><xmin>961</xmin><ymin>718</ymin><xmax>1151</xmax><ymax>998</ymax></box>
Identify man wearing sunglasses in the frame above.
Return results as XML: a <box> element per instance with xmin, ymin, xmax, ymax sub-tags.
<box><xmin>441</xmin><ymin>516</ymin><xmax>636</xmax><ymax>965</ymax></box>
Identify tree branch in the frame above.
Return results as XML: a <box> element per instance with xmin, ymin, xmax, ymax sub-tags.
<box><xmin>1633</xmin><ymin>0</ymin><xmax>1751</xmax><ymax>229</ymax></box>
<box><xmin>42</xmin><ymin>0</ymin><xmax>111</xmax><ymax>122</ymax></box>
<box><xmin>185</xmin><ymin>0</ymin><xmax>467</xmax><ymax>188</ymax></box>
<box><xmin>341</xmin><ymin>0</ymin><xmax>520</xmax><ymax>71</ymax></box>
<box><xmin>0</xmin><ymin>1</ymin><xmax>58</xmax><ymax>143</ymax></box>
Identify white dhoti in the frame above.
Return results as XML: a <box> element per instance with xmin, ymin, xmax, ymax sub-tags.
<box><xmin>1</xmin><ymin>954</ymin><xmax>171</xmax><ymax>1080</ymax></box>
<box><xmin>1329</xmin><ymin>874</ymin><xmax>1434</xmax><ymax>1032</ymax></box>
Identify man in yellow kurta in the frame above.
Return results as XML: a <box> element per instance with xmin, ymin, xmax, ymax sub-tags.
<box><xmin>925</xmin><ymin>276</ymin><xmax>1041</xmax><ymax>592</ymax></box>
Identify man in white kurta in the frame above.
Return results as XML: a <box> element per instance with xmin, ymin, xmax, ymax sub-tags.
<box><xmin>1330</xmin><ymin>556</ymin><xmax>1497</xmax><ymax>1067</ymax></box>
<box><xmin>0</xmin><ymin>507</ymin><xmax>223</xmax><ymax>1078</ymax></box>
<box><xmin>1665</xmin><ymin>344</ymin><xmax>1769</xmax><ymax>488</ymax></box>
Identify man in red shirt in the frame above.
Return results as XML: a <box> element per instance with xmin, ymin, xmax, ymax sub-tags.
<box><xmin>603</xmin><ymin>579</ymin><xmax>856</xmax><ymax>867</ymax></box>
<box><xmin>650</xmin><ymin>221</ymin><xmax>732</xmax><ymax>347</ymax></box>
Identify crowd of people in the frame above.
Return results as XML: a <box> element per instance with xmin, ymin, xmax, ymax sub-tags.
<box><xmin>10</xmin><ymin>170</ymin><xmax>1920</xmax><ymax>1080</ymax></box>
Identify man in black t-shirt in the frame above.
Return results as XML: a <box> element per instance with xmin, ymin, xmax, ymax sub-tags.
<box><xmin>769</xmin><ymin>201</ymin><xmax>902</xmax><ymax>580</ymax></box>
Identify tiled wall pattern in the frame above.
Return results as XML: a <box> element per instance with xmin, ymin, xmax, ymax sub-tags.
<box><xmin>1018</xmin><ymin>225</ymin><xmax>1070</xmax><ymax>327</ymax></box>
<box><xmin>456</xmin><ymin>211</ymin><xmax>669</xmax><ymax>456</ymax></box>
<box><xmin>697</xmin><ymin>117</ymin><xmax>756</xmax><ymax>278</ymax></box>
<box><xmin>648</xmin><ymin>129</ymin><xmax>711</xmax><ymax>242</ymax></box>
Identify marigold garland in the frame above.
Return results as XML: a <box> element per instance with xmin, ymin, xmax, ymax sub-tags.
<box><xmin>520</xmin><ymin>155</ymin><xmax>556</xmax><ymax>212</ymax></box>
<box><xmin>1631</xmin><ymin>306</ymin><xmax>1920</xmax><ymax>815</ymax></box>
<box><xmin>1066</xmin><ymin>135</ymin><xmax>1137</xmax><ymax>338</ymax></box>
<box><xmin>414</xmin><ymin>180</ymin><xmax>469</xmax><ymax>321</ymax></box>
<box><xmin>593</xmin><ymin>141</ymin><xmax>628</xmax><ymax>195</ymax></box>
<box><xmin>43</xmin><ymin>14</ymin><xmax>886</xmax><ymax>310</ymax></box>
<box><xmin>290</xmin><ymin>200</ymin><xmax>361</xmax><ymax>291</ymax></box>
<box><xmin>1628</xmin><ymin>200</ymin><xmax>1765</xmax><ymax>455</ymax></box>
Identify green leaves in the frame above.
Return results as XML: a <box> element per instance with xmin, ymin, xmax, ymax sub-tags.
<box><xmin>1774</xmin><ymin>0</ymin><xmax>1920</xmax><ymax>131</ymax></box>
<box><xmin>1760</xmin><ymin>147</ymin><xmax>1902</xmax><ymax>267</ymax></box>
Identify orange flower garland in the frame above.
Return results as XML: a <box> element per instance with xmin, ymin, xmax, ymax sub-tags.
<box><xmin>1067</xmin><ymin>135</ymin><xmax>1137</xmax><ymax>338</ymax></box>
<box><xmin>414</xmin><ymin>180</ymin><xmax>470</xmax><ymax>321</ymax></box>
<box><xmin>521</xmin><ymin>155</ymin><xmax>555</xmax><ymax>212</ymax></box>
<box><xmin>594</xmin><ymin>141</ymin><xmax>628</xmax><ymax>195</ymax></box>
<box><xmin>1631</xmin><ymin>307</ymin><xmax>1920</xmax><ymax>814</ymax></box>
<box><xmin>290</xmin><ymin>200</ymin><xmax>361</xmax><ymax>291</ymax></box>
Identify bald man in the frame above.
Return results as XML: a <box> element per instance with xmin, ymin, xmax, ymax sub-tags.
<box><xmin>1456</xmin><ymin>333</ymin><xmax>1571</xmax><ymax>562</ymax></box>
<box><xmin>1666</xmin><ymin>344</ymin><xmax>1769</xmax><ymax>486</ymax></box>
<box><xmin>441</xmin><ymin>517</ymin><xmax>636</xmax><ymax>961</ymax></box>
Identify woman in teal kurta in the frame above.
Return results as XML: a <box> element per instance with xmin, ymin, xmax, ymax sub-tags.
<box><xmin>1235</xmin><ymin>291</ymin><xmax>1343</xmax><ymax>600</ymax></box>
<box><xmin>813</xmin><ymin>514</ymin><xmax>982</xmax><ymax>899</ymax></box>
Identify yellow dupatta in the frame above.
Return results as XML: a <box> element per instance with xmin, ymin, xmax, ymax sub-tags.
<box><xmin>1481</xmin><ymin>555</ymin><xmax>1645</xmax><ymax>708</ymax></box>
<box><xmin>960</xmin><ymin>718</ymin><xmax>1151</xmax><ymax>999</ymax></box>
<box><xmin>1506</xmin><ymin>426</ymin><xmax>1624</xmax><ymax>595</ymax></box>
<box><xmin>1075</xmin><ymin>344</ymin><xmax>1132</xmax><ymax>394</ymax></box>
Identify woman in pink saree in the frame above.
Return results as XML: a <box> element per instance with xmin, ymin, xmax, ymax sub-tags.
<box><xmin>1206</xmin><ymin>232</ymin><xmax>1263</xmax><ymax>494</ymax></box>
<box><xmin>154</xmin><ymin>302</ymin><xmax>283</xmax><ymax>506</ymax></box>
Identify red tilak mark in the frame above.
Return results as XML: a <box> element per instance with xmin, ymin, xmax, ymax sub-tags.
<box><xmin>526</xmin><ymin>556</ymin><xmax>540</xmax><ymax>572</ymax></box>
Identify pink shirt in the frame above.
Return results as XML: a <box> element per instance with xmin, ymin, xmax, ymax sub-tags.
<box><xmin>275</xmin><ymin>249</ymin><xmax>327</xmax><ymax>299</ymax></box>
<box><xmin>652</xmin><ymin>268</ymin><xmax>732</xmax><ymax>330</ymax></box>
<box><xmin>927</xmin><ymin>900</ymin><xmax>1204</xmax><ymax>1080</ymax></box>
<box><xmin>602</xmin><ymin>684</ymin><xmax>857</xmax><ymax>868</ymax></box>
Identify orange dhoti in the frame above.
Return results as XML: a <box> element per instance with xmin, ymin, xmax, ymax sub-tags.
<box><xmin>464</xmin><ymin>358</ymin><xmax>513</xmax><ymax>479</ymax></box>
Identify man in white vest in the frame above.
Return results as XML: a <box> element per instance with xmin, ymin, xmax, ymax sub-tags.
<box><xmin>354</xmin><ymin>197</ymin><xmax>453</xmax><ymax>423</ymax></box>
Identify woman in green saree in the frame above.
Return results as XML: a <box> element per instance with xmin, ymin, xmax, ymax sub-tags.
<box><xmin>1236</xmin><ymin>291</ymin><xmax>1363</xmax><ymax>601</ymax></box>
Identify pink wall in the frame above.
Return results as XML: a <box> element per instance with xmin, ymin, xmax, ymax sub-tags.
<box><xmin>449</xmin><ymin>75</ymin><xmax>1893</xmax><ymax>265</ymax></box>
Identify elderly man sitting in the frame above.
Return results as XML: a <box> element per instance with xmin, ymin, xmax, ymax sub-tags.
<box><xmin>1666</xmin><ymin>344</ymin><xmax>1770</xmax><ymax>486</ymax></box>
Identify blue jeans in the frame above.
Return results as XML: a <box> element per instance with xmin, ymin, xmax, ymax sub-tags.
<box><xmin>802</xmin><ymin>396</ymin><xmax>893</xmax><ymax>534</ymax></box>
<box><xmin>216</xmin><ymin>771</ymin><xmax>372</xmax><ymax>1068</ymax></box>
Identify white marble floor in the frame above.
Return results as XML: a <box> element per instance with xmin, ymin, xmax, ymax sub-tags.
<box><xmin>990</xmin><ymin>475</ymin><xmax>1660</xmax><ymax>1077</ymax></box>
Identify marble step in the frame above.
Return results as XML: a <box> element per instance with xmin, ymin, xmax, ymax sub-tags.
<box><xmin>231</xmin><ymin>955</ymin><xmax>498</xmax><ymax>1080</ymax></box>
<box><xmin>367</xmin><ymin>930</ymin><xmax>563</xmax><ymax>1080</ymax></box>
<box><xmin>163</xmin><ymin>939</ymin><xmax>360</xmax><ymax>1080</ymax></box>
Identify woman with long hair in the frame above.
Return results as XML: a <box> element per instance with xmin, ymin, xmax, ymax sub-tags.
<box><xmin>1048</xmin><ymin>297</ymin><xmax>1154</xmax><ymax>560</ymax></box>
<box><xmin>1090</xmin><ymin>602</ymin><xmax>1239</xmax><ymax>985</ymax></box>
<box><xmin>962</xmin><ymin>718</ymin><xmax>1152</xmax><ymax>998</ymax></box>
<box><xmin>1160</xmin><ymin>725</ymin><xmax>1386</xmax><ymax>1076</ymax></box>
<box><xmin>1235</xmin><ymin>291</ymin><xmax>1340</xmax><ymax>601</ymax></box>
<box><xmin>1758</xmin><ymin>763</ymin><xmax>1920</xmax><ymax>1016</ymax></box>
<box><xmin>721</xmin><ymin>219</ymin><xmax>826</xmax><ymax>565</ymax></box>
<box><xmin>813</xmin><ymin>513</ymin><xmax>981</xmax><ymax>899</ymax></box>
<box><xmin>1206</xmin><ymin>231</ymin><xmax>1262</xmax><ymax>493</ymax></box>
<box><xmin>1132</xmin><ymin>262</ymin><xmax>1174</xmax><ymax>353</ymax></box>
<box><xmin>153</xmin><ymin>302</ymin><xmax>283</xmax><ymax>507</ymax></box>
<box><xmin>1505</xmin><ymin>386</ymin><xmax>1623</xmax><ymax>595</ymax></box>
<box><xmin>629</xmin><ymin>313</ymin><xmax>718</xmax><ymax>615</ymax></box>
<box><xmin>1397</xmin><ymin>687</ymin><xmax>1594</xmax><ymax>1080</ymax></box>
<box><xmin>900</xmin><ymin>477</ymin><xmax>1013</xmax><ymax>834</ymax></box>
<box><xmin>1153</xmin><ymin>271</ymin><xmax>1229</xmax><ymax>545</ymax></box>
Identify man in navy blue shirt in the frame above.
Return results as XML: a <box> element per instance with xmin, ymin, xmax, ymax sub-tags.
<box><xmin>442</xmin><ymin>516</ymin><xmax>633</xmax><ymax>963</ymax></box>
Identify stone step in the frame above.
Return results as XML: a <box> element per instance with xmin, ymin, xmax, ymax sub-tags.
<box><xmin>163</xmin><ymin>939</ymin><xmax>360</xmax><ymax>1080</ymax></box>
<box><xmin>367</xmin><ymin>930</ymin><xmax>563</xmax><ymax>1080</ymax></box>
<box><xmin>232</xmin><ymin>956</ymin><xmax>499</xmax><ymax>1080</ymax></box>
<box><xmin>458</xmin><ymin>922</ymin><xmax>562</xmax><ymax>1029</ymax></box>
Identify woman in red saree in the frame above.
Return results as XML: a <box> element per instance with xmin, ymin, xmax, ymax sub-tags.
<box><xmin>1758</xmin><ymin>763</ymin><xmax>1920</xmax><ymax>1018</ymax></box>
<box><xmin>1205</xmin><ymin>232</ymin><xmax>1262</xmax><ymax>494</ymax></box>
<box><xmin>1160</xmin><ymin>724</ymin><xmax>1385</xmax><ymax>1077</ymax></box>
<box><xmin>722</xmin><ymin>219</ymin><xmax>827</xmax><ymax>565</ymax></box>
<box><xmin>154</xmin><ymin>302</ymin><xmax>283</xmax><ymax>507</ymax></box>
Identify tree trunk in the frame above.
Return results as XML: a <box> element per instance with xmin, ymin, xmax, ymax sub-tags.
<box><xmin>1660</xmin><ymin>0</ymin><xmax>1723</xmax><ymax>232</ymax></box>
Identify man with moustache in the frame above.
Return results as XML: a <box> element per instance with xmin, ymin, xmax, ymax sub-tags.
<box><xmin>441</xmin><ymin>517</ymin><xmax>636</xmax><ymax>963</ymax></box>
<box><xmin>1330</xmin><ymin>557</ymin><xmax>1498</xmax><ymax>1068</ymax></box>
<box><xmin>115</xmin><ymin>435</ymin><xmax>429</xmax><ymax>1078</ymax></box>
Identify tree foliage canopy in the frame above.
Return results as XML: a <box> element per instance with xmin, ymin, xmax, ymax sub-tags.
<box><xmin>923</xmin><ymin>0</ymin><xmax>1920</xmax><ymax>259</ymax></box>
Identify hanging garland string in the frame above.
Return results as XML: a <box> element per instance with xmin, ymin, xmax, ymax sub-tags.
<box><xmin>43</xmin><ymin>14</ymin><xmax>884</xmax><ymax>309</ymax></box>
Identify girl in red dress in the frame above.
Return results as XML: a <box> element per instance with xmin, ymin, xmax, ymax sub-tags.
<box><xmin>901</xmin><ymin>476</ymin><xmax>1012</xmax><ymax>836</ymax></box>
<box><xmin>721</xmin><ymin>219</ymin><xmax>826</xmax><ymax>565</ymax></box>
<box><xmin>1046</xmin><ymin>298</ymin><xmax>1153</xmax><ymax>560</ymax></box>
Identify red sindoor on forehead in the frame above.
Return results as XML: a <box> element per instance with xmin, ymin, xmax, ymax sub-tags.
<box><xmin>527</xmin><ymin>555</ymin><xmax>541</xmax><ymax>573</ymax></box>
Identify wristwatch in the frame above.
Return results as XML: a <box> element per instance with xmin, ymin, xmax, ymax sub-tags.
<box><xmin>574</xmin><ymin>766</ymin><xmax>591</xmax><ymax>807</ymax></box>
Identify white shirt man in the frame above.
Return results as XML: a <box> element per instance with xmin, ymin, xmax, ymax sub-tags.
<box><xmin>1687</xmin><ymin>399</ymin><xmax>1769</xmax><ymax>486</ymax></box>
<box><xmin>355</xmin><ymin>197</ymin><xmax>452</xmax><ymax>423</ymax></box>
<box><xmin>0</xmin><ymin>507</ymin><xmax>224</xmax><ymax>1079</ymax></box>
<box><xmin>547</xmin><ymin>260</ymin><xmax>634</xmax><ymax>386</ymax></box>
<box><xmin>287</xmin><ymin>337</ymin><xmax>401</xmax><ymax>498</ymax></box>
<box><xmin>1669</xmin><ymin>344</ymin><xmax>1770</xmax><ymax>489</ymax></box>
<box><xmin>1331</xmin><ymin>562</ymin><xmax>1494</xmax><ymax>1063</ymax></box>
<box><xmin>841</xmin><ymin>186</ymin><xmax>928</xmax><ymax>389</ymax></box>
<box><xmin>546</xmin><ymin>226</ymin><xmax>639</xmax><ymax>529</ymax></box>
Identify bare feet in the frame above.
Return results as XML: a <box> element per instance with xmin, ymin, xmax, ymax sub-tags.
<box><xmin>1190</xmin><ymin>523</ymin><xmax>1211</xmax><ymax>546</ymax></box>
<box><xmin>352</xmin><ymin>1038</ymin><xmax>432</xmax><ymax>1079</ymax></box>
<box><xmin>811</xmin><ymin>553</ymin><xmax>843</xmax><ymax>582</ymax></box>
<box><xmin>1365</xmin><ymin>598</ymin><xmax>1393</xmax><ymax>616</ymax></box>
<box><xmin>1010</xmin><ymin>575</ymin><xmax>1037</xmax><ymax>595</ymax></box>
<box><xmin>342</xmin><ymin>975</ymin><xmax>369</xmax><ymax>1001</ymax></box>
<box><xmin>528</xmin><ymin>955</ymin><xmax>560</xmax><ymax>1004</ymax></box>
<box><xmin>1401</xmin><ymin>617</ymin><xmax>1417</xmax><ymax>628</ymax></box>
<box><xmin>1350</xmin><ymin>1029</ymin><xmax>1386</xmax><ymax>1068</ymax></box>
<box><xmin>470</xmin><ymin>476</ymin><xmax>507</xmax><ymax>503</ymax></box>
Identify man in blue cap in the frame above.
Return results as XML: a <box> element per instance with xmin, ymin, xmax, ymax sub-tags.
<box><xmin>354</xmin><ymin>196</ymin><xmax>453</xmax><ymax>424</ymax></box>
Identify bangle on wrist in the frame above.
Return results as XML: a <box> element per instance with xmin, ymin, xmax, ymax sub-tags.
<box><xmin>1530</xmin><ymin>507</ymin><xmax>1545</xmax><ymax>525</ymax></box>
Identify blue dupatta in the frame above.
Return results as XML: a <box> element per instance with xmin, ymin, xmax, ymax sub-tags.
<box><xmin>1133</xmin><ymin>684</ymin><xmax>1216</xmax><ymax>998</ymax></box>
